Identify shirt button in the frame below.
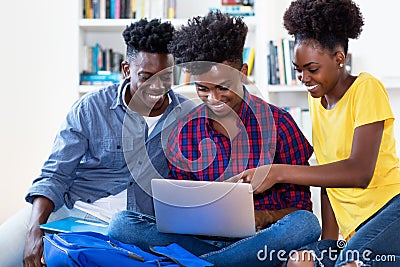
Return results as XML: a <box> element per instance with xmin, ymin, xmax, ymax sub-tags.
<box><xmin>138</xmin><ymin>161</ymin><xmax>142</xmax><ymax>165</ymax></box>
<box><xmin>129</xmin><ymin>182</ymin><xmax>133</xmax><ymax>186</ymax></box>
<box><xmin>86</xmin><ymin>199</ymin><xmax>92</xmax><ymax>203</ymax></box>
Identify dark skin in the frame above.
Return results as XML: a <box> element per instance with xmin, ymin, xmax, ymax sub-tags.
<box><xmin>235</xmin><ymin>40</ymin><xmax>384</xmax><ymax>264</ymax></box>
<box><xmin>122</xmin><ymin>52</ymin><xmax>174</xmax><ymax>117</ymax></box>
<box><xmin>194</xmin><ymin>62</ymin><xmax>299</xmax><ymax>229</ymax></box>
<box><xmin>23</xmin><ymin>52</ymin><xmax>174</xmax><ymax>267</ymax></box>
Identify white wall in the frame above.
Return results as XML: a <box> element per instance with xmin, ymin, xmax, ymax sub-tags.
<box><xmin>0</xmin><ymin>0</ymin><xmax>399</xmax><ymax>224</ymax></box>
<box><xmin>350</xmin><ymin>0</ymin><xmax>400</xmax><ymax>155</ymax></box>
<box><xmin>0</xmin><ymin>1</ymin><xmax>79</xmax><ymax>223</ymax></box>
<box><xmin>350</xmin><ymin>0</ymin><xmax>400</xmax><ymax>80</ymax></box>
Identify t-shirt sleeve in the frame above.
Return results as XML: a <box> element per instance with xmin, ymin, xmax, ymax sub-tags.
<box><xmin>353</xmin><ymin>77</ymin><xmax>394</xmax><ymax>129</ymax></box>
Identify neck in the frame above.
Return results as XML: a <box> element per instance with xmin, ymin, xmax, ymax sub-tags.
<box><xmin>323</xmin><ymin>72</ymin><xmax>356</xmax><ymax>109</ymax></box>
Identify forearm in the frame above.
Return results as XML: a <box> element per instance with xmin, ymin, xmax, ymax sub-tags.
<box><xmin>29</xmin><ymin>196</ymin><xmax>55</xmax><ymax>228</ymax></box>
<box><xmin>273</xmin><ymin>159</ymin><xmax>372</xmax><ymax>189</ymax></box>
<box><xmin>320</xmin><ymin>189</ymin><xmax>339</xmax><ymax>239</ymax></box>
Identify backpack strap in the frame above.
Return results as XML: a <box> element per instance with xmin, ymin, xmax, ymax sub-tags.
<box><xmin>150</xmin><ymin>243</ymin><xmax>215</xmax><ymax>267</ymax></box>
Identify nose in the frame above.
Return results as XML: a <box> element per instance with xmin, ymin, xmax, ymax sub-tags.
<box><xmin>207</xmin><ymin>90</ymin><xmax>222</xmax><ymax>103</ymax></box>
<box><xmin>298</xmin><ymin>72</ymin><xmax>310</xmax><ymax>84</ymax></box>
<box><xmin>149</xmin><ymin>77</ymin><xmax>166</xmax><ymax>90</ymax></box>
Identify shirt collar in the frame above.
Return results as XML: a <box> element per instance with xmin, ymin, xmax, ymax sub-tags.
<box><xmin>110</xmin><ymin>78</ymin><xmax>129</xmax><ymax>110</ymax></box>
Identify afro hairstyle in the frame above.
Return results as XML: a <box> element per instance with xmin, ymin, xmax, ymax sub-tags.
<box><xmin>123</xmin><ymin>18</ymin><xmax>175</xmax><ymax>62</ymax></box>
<box><xmin>283</xmin><ymin>0</ymin><xmax>364</xmax><ymax>55</ymax></box>
<box><xmin>168</xmin><ymin>10</ymin><xmax>248</xmax><ymax>74</ymax></box>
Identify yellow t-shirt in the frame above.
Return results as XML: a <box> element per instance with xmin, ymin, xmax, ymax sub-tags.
<box><xmin>309</xmin><ymin>72</ymin><xmax>400</xmax><ymax>239</ymax></box>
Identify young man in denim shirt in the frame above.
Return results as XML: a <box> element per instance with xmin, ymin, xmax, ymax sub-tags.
<box><xmin>0</xmin><ymin>18</ymin><xmax>194</xmax><ymax>267</ymax></box>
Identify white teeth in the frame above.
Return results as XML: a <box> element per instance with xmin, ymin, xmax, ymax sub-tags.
<box><xmin>307</xmin><ymin>84</ymin><xmax>319</xmax><ymax>90</ymax></box>
<box><xmin>147</xmin><ymin>94</ymin><xmax>163</xmax><ymax>99</ymax></box>
<box><xmin>213</xmin><ymin>103</ymin><xmax>224</xmax><ymax>108</ymax></box>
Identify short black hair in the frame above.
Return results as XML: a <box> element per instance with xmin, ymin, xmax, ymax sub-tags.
<box><xmin>168</xmin><ymin>10</ymin><xmax>248</xmax><ymax>74</ymax></box>
<box><xmin>283</xmin><ymin>0</ymin><xmax>364</xmax><ymax>55</ymax></box>
<box><xmin>123</xmin><ymin>18</ymin><xmax>175</xmax><ymax>62</ymax></box>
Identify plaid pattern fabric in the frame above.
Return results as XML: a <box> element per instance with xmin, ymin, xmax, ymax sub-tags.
<box><xmin>167</xmin><ymin>88</ymin><xmax>313</xmax><ymax>211</ymax></box>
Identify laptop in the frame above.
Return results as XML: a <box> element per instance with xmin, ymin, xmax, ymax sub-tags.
<box><xmin>151</xmin><ymin>179</ymin><xmax>256</xmax><ymax>238</ymax></box>
<box><xmin>40</xmin><ymin>217</ymin><xmax>109</xmax><ymax>235</ymax></box>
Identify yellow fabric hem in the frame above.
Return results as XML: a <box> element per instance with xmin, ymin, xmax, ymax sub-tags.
<box><xmin>341</xmin><ymin>188</ymin><xmax>400</xmax><ymax>240</ymax></box>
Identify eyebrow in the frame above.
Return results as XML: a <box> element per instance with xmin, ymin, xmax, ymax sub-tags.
<box><xmin>293</xmin><ymin>62</ymin><xmax>319</xmax><ymax>68</ymax></box>
<box><xmin>194</xmin><ymin>80</ymin><xmax>232</xmax><ymax>88</ymax></box>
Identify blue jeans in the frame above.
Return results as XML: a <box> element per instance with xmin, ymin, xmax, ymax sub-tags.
<box><xmin>295</xmin><ymin>194</ymin><xmax>400</xmax><ymax>267</ymax></box>
<box><xmin>108</xmin><ymin>209</ymin><xmax>321</xmax><ymax>267</ymax></box>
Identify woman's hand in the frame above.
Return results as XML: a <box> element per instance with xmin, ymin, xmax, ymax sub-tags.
<box><xmin>232</xmin><ymin>165</ymin><xmax>277</xmax><ymax>194</ymax></box>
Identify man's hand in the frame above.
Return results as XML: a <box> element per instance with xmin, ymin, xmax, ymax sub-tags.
<box><xmin>23</xmin><ymin>225</ymin><xmax>45</xmax><ymax>267</ymax></box>
<box><xmin>24</xmin><ymin>196</ymin><xmax>54</xmax><ymax>267</ymax></box>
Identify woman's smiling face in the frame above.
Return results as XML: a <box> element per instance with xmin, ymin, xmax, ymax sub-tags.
<box><xmin>293</xmin><ymin>40</ymin><xmax>342</xmax><ymax>99</ymax></box>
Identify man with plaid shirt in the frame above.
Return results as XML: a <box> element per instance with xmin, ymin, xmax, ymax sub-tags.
<box><xmin>108</xmin><ymin>11</ymin><xmax>321</xmax><ymax>267</ymax></box>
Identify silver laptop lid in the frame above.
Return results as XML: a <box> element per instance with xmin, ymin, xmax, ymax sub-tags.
<box><xmin>151</xmin><ymin>179</ymin><xmax>256</xmax><ymax>238</ymax></box>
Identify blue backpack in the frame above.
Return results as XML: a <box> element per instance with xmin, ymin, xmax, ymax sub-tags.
<box><xmin>43</xmin><ymin>231</ymin><xmax>214</xmax><ymax>267</ymax></box>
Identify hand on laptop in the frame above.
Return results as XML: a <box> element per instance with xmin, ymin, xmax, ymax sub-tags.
<box><xmin>226</xmin><ymin>165</ymin><xmax>274</xmax><ymax>194</ymax></box>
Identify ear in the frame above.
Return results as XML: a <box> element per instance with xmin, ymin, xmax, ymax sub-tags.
<box><xmin>121</xmin><ymin>60</ymin><xmax>130</xmax><ymax>78</ymax></box>
<box><xmin>240</xmin><ymin>63</ymin><xmax>248</xmax><ymax>76</ymax></box>
<box><xmin>240</xmin><ymin>63</ymin><xmax>249</xmax><ymax>83</ymax></box>
<box><xmin>335</xmin><ymin>51</ymin><xmax>346</xmax><ymax>69</ymax></box>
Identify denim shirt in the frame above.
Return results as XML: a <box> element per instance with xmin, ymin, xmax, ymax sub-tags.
<box><xmin>25</xmin><ymin>79</ymin><xmax>194</xmax><ymax>216</ymax></box>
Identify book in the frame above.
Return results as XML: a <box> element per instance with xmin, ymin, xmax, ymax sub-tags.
<box><xmin>110</xmin><ymin>0</ymin><xmax>115</xmax><ymax>18</ymax></box>
<box><xmin>167</xmin><ymin>0</ymin><xmax>176</xmax><ymax>19</ymax></box>
<box><xmin>282</xmin><ymin>38</ymin><xmax>293</xmax><ymax>85</ymax></box>
<box><xmin>221</xmin><ymin>0</ymin><xmax>241</xmax><ymax>5</ymax></box>
<box><xmin>243</xmin><ymin>47</ymin><xmax>255</xmax><ymax>76</ymax></box>
<box><xmin>40</xmin><ymin>217</ymin><xmax>108</xmax><ymax>235</ymax></box>
<box><xmin>99</xmin><ymin>0</ymin><xmax>106</xmax><ymax>18</ymax></box>
<box><xmin>84</xmin><ymin>0</ymin><xmax>93</xmax><ymax>18</ymax></box>
<box><xmin>218</xmin><ymin>5</ymin><xmax>254</xmax><ymax>16</ymax></box>
<box><xmin>80</xmin><ymin>72</ymin><xmax>121</xmax><ymax>85</ymax></box>
<box><xmin>276</xmin><ymin>38</ymin><xmax>286</xmax><ymax>86</ymax></box>
<box><xmin>289</xmin><ymin>39</ymin><xmax>298</xmax><ymax>85</ymax></box>
<box><xmin>268</xmin><ymin>40</ymin><xmax>278</xmax><ymax>85</ymax></box>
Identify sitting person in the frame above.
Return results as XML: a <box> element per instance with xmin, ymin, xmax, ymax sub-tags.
<box><xmin>108</xmin><ymin>11</ymin><xmax>321</xmax><ymax>267</ymax></box>
<box><xmin>0</xmin><ymin>18</ymin><xmax>193</xmax><ymax>267</ymax></box>
<box><xmin>237</xmin><ymin>1</ymin><xmax>400</xmax><ymax>266</ymax></box>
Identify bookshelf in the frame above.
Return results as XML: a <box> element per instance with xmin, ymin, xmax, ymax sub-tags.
<box><xmin>77</xmin><ymin>0</ymin><xmax>258</xmax><ymax>97</ymax></box>
<box><xmin>77</xmin><ymin>0</ymin><xmax>312</xmax><ymax>145</ymax></box>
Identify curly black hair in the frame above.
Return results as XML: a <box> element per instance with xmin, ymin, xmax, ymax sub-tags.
<box><xmin>283</xmin><ymin>0</ymin><xmax>364</xmax><ymax>55</ymax></box>
<box><xmin>168</xmin><ymin>10</ymin><xmax>248</xmax><ymax>74</ymax></box>
<box><xmin>123</xmin><ymin>18</ymin><xmax>174</xmax><ymax>62</ymax></box>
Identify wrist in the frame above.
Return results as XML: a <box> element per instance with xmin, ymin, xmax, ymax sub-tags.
<box><xmin>271</xmin><ymin>164</ymin><xmax>284</xmax><ymax>183</ymax></box>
